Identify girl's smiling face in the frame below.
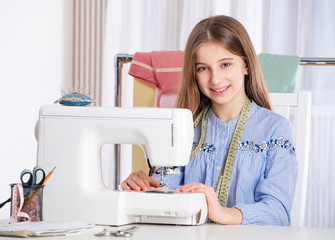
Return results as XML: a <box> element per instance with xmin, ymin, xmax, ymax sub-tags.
<box><xmin>195</xmin><ymin>41</ymin><xmax>248</xmax><ymax>121</ymax></box>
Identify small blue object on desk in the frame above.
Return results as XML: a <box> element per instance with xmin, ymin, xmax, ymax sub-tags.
<box><xmin>54</xmin><ymin>91</ymin><xmax>94</xmax><ymax>106</ymax></box>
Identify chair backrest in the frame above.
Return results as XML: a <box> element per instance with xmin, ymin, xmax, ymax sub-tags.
<box><xmin>269</xmin><ymin>91</ymin><xmax>312</xmax><ymax>227</ymax></box>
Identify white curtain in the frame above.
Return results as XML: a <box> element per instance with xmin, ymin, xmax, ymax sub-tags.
<box><xmin>303</xmin><ymin>1</ymin><xmax>335</xmax><ymax>228</ymax></box>
<box><xmin>103</xmin><ymin>0</ymin><xmax>335</xmax><ymax>227</ymax></box>
<box><xmin>263</xmin><ymin>0</ymin><xmax>335</xmax><ymax>228</ymax></box>
<box><xmin>102</xmin><ymin>0</ymin><xmax>264</xmax><ymax>107</ymax></box>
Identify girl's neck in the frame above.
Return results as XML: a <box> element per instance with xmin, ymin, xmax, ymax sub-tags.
<box><xmin>211</xmin><ymin>93</ymin><xmax>246</xmax><ymax>122</ymax></box>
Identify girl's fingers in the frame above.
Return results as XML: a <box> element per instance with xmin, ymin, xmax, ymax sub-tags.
<box><xmin>148</xmin><ymin>177</ymin><xmax>160</xmax><ymax>188</ymax></box>
<box><xmin>134</xmin><ymin>171</ymin><xmax>151</xmax><ymax>189</ymax></box>
<box><xmin>121</xmin><ymin>181</ymin><xmax>131</xmax><ymax>190</ymax></box>
<box><xmin>177</xmin><ymin>183</ymin><xmax>209</xmax><ymax>192</ymax></box>
<box><xmin>121</xmin><ymin>171</ymin><xmax>149</xmax><ymax>191</ymax></box>
<box><xmin>121</xmin><ymin>170</ymin><xmax>160</xmax><ymax>191</ymax></box>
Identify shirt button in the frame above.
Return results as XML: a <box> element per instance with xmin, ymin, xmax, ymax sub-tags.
<box><xmin>222</xmin><ymin>140</ymin><xmax>225</xmax><ymax>145</ymax></box>
<box><xmin>216</xmin><ymin>165</ymin><xmax>221</xmax><ymax>171</ymax></box>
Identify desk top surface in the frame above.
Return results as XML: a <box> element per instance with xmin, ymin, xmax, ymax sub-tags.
<box><xmin>1</xmin><ymin>223</ymin><xmax>335</xmax><ymax>240</ymax></box>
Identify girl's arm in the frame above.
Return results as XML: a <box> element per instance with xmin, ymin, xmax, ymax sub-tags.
<box><xmin>234</xmin><ymin>118</ymin><xmax>298</xmax><ymax>225</ymax></box>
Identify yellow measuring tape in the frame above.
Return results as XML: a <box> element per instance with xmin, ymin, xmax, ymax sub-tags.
<box><xmin>190</xmin><ymin>105</ymin><xmax>210</xmax><ymax>159</ymax></box>
<box><xmin>215</xmin><ymin>96</ymin><xmax>251</xmax><ymax>208</ymax></box>
<box><xmin>191</xmin><ymin>96</ymin><xmax>251</xmax><ymax>223</ymax></box>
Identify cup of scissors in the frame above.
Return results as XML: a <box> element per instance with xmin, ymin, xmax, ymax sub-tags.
<box><xmin>10</xmin><ymin>166</ymin><xmax>46</xmax><ymax>222</ymax></box>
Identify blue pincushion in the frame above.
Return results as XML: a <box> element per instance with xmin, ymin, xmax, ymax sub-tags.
<box><xmin>54</xmin><ymin>91</ymin><xmax>94</xmax><ymax>106</ymax></box>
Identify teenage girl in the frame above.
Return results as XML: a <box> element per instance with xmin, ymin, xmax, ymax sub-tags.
<box><xmin>121</xmin><ymin>15</ymin><xmax>297</xmax><ymax>226</ymax></box>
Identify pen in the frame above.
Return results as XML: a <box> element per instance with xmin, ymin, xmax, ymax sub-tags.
<box><xmin>21</xmin><ymin>167</ymin><xmax>56</xmax><ymax>212</ymax></box>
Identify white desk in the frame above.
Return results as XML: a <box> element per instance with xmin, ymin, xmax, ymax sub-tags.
<box><xmin>1</xmin><ymin>223</ymin><xmax>335</xmax><ymax>240</ymax></box>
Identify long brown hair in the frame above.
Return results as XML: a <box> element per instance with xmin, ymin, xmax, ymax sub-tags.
<box><xmin>175</xmin><ymin>15</ymin><xmax>272</xmax><ymax>119</ymax></box>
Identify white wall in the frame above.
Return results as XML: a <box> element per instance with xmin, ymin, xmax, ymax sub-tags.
<box><xmin>0</xmin><ymin>0</ymin><xmax>64</xmax><ymax>219</ymax></box>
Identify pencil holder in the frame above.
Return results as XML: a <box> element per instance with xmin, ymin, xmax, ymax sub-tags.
<box><xmin>10</xmin><ymin>183</ymin><xmax>44</xmax><ymax>222</ymax></box>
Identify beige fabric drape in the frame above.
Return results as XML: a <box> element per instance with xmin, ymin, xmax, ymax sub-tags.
<box><xmin>64</xmin><ymin>0</ymin><xmax>107</xmax><ymax>106</ymax></box>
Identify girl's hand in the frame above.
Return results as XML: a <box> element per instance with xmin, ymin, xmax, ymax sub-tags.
<box><xmin>121</xmin><ymin>170</ymin><xmax>160</xmax><ymax>191</ymax></box>
<box><xmin>176</xmin><ymin>183</ymin><xmax>243</xmax><ymax>225</ymax></box>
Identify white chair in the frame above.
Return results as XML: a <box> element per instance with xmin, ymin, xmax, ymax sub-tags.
<box><xmin>269</xmin><ymin>91</ymin><xmax>312</xmax><ymax>227</ymax></box>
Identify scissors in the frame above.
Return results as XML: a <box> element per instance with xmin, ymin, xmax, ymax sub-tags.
<box><xmin>95</xmin><ymin>226</ymin><xmax>136</xmax><ymax>237</ymax></box>
<box><xmin>20</xmin><ymin>166</ymin><xmax>46</xmax><ymax>195</ymax></box>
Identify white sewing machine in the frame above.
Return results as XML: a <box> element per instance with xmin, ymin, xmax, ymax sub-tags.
<box><xmin>36</xmin><ymin>105</ymin><xmax>207</xmax><ymax>226</ymax></box>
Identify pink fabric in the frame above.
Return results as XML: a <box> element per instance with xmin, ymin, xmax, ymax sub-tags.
<box><xmin>128</xmin><ymin>51</ymin><xmax>184</xmax><ymax>107</ymax></box>
<box><xmin>156</xmin><ymin>92</ymin><xmax>178</xmax><ymax>108</ymax></box>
